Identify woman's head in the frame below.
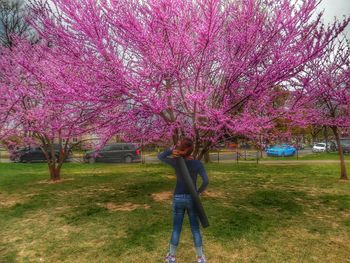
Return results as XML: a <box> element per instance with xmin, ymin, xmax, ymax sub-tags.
<box><xmin>177</xmin><ymin>137</ymin><xmax>194</xmax><ymax>157</ymax></box>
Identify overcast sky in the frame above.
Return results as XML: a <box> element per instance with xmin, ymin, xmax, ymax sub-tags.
<box><xmin>317</xmin><ymin>0</ymin><xmax>350</xmax><ymax>35</ymax></box>
<box><xmin>7</xmin><ymin>0</ymin><xmax>350</xmax><ymax>38</ymax></box>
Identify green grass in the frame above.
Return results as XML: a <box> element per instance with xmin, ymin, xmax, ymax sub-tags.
<box><xmin>1</xmin><ymin>162</ymin><xmax>350</xmax><ymax>262</ymax></box>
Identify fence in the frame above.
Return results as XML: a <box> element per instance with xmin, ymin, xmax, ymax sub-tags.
<box><xmin>142</xmin><ymin>149</ymin><xmax>266</xmax><ymax>164</ymax></box>
<box><xmin>0</xmin><ymin>148</ymin><xmax>307</xmax><ymax>164</ymax></box>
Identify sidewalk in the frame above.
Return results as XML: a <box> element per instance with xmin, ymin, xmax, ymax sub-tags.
<box><xmin>218</xmin><ymin>159</ymin><xmax>350</xmax><ymax>164</ymax></box>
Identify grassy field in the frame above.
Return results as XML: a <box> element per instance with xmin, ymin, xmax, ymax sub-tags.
<box><xmin>1</xmin><ymin>162</ymin><xmax>350</xmax><ymax>263</ymax></box>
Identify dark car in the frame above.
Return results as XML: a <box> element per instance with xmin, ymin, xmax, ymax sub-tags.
<box><xmin>83</xmin><ymin>143</ymin><xmax>141</xmax><ymax>163</ymax></box>
<box><xmin>10</xmin><ymin>146</ymin><xmax>71</xmax><ymax>163</ymax></box>
<box><xmin>340</xmin><ymin>138</ymin><xmax>350</xmax><ymax>154</ymax></box>
<box><xmin>326</xmin><ymin>141</ymin><xmax>337</xmax><ymax>152</ymax></box>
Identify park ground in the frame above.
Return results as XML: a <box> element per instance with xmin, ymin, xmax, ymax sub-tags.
<box><xmin>1</xmin><ymin>162</ymin><xmax>350</xmax><ymax>262</ymax></box>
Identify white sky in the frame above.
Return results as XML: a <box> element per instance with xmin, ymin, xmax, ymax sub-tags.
<box><xmin>24</xmin><ymin>0</ymin><xmax>350</xmax><ymax>37</ymax></box>
<box><xmin>317</xmin><ymin>0</ymin><xmax>350</xmax><ymax>35</ymax></box>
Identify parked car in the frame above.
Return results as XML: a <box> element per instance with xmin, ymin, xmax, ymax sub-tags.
<box><xmin>266</xmin><ymin>144</ymin><xmax>296</xmax><ymax>157</ymax></box>
<box><xmin>312</xmin><ymin>143</ymin><xmax>327</xmax><ymax>153</ymax></box>
<box><xmin>326</xmin><ymin>141</ymin><xmax>337</xmax><ymax>152</ymax></box>
<box><xmin>10</xmin><ymin>146</ymin><xmax>72</xmax><ymax>163</ymax></box>
<box><xmin>340</xmin><ymin>138</ymin><xmax>350</xmax><ymax>154</ymax></box>
<box><xmin>83</xmin><ymin>143</ymin><xmax>141</xmax><ymax>163</ymax></box>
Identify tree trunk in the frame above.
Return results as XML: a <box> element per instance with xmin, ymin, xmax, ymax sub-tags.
<box><xmin>332</xmin><ymin>127</ymin><xmax>348</xmax><ymax>180</ymax></box>
<box><xmin>192</xmin><ymin>134</ymin><xmax>201</xmax><ymax>158</ymax></box>
<box><xmin>311</xmin><ymin>134</ymin><xmax>316</xmax><ymax>145</ymax></box>
<box><xmin>172</xmin><ymin>129</ymin><xmax>179</xmax><ymax>146</ymax></box>
<box><xmin>49</xmin><ymin>164</ymin><xmax>61</xmax><ymax>181</ymax></box>
<box><xmin>324</xmin><ymin>126</ymin><xmax>329</xmax><ymax>152</ymax></box>
<box><xmin>197</xmin><ymin>141</ymin><xmax>212</xmax><ymax>162</ymax></box>
<box><xmin>203</xmin><ymin>151</ymin><xmax>211</xmax><ymax>163</ymax></box>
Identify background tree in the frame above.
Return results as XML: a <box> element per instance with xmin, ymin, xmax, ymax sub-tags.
<box><xmin>0</xmin><ymin>0</ymin><xmax>36</xmax><ymax>48</ymax></box>
<box><xmin>0</xmin><ymin>0</ymin><xmax>37</xmax><ymax>139</ymax></box>
<box><xmin>0</xmin><ymin>39</ymin><xmax>125</xmax><ymax>180</ymax></box>
<box><xmin>297</xmin><ymin>38</ymin><xmax>350</xmax><ymax>180</ymax></box>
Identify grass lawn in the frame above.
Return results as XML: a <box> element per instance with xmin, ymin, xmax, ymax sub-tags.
<box><xmin>1</xmin><ymin>162</ymin><xmax>350</xmax><ymax>262</ymax></box>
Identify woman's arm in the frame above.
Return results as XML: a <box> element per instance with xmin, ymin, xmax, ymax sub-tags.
<box><xmin>158</xmin><ymin>148</ymin><xmax>176</xmax><ymax>167</ymax></box>
<box><xmin>197</xmin><ymin>162</ymin><xmax>209</xmax><ymax>194</ymax></box>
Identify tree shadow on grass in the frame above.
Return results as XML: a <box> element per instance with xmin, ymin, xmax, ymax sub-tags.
<box><xmin>208</xmin><ymin>207</ymin><xmax>273</xmax><ymax>242</ymax></box>
<box><xmin>207</xmin><ymin>189</ymin><xmax>306</xmax><ymax>242</ymax></box>
<box><xmin>60</xmin><ymin>179</ymin><xmax>171</xmax><ymax>223</ymax></box>
<box><xmin>248</xmin><ymin>189</ymin><xmax>305</xmax><ymax>214</ymax></box>
<box><xmin>319</xmin><ymin>194</ymin><xmax>350</xmax><ymax>211</ymax></box>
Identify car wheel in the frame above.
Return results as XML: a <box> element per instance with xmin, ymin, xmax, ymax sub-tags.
<box><xmin>125</xmin><ymin>156</ymin><xmax>132</xmax><ymax>163</ymax></box>
<box><xmin>89</xmin><ymin>157</ymin><xmax>95</xmax><ymax>164</ymax></box>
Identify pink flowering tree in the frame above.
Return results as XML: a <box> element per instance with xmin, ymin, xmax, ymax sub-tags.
<box><xmin>29</xmin><ymin>0</ymin><xmax>349</xmax><ymax>159</ymax></box>
<box><xmin>295</xmin><ymin>38</ymin><xmax>350</xmax><ymax>180</ymax></box>
<box><xmin>0</xmin><ymin>39</ymin><xmax>126</xmax><ymax>180</ymax></box>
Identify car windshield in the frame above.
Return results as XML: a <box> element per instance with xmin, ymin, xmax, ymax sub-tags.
<box><xmin>16</xmin><ymin>147</ymin><xmax>28</xmax><ymax>151</ymax></box>
<box><xmin>123</xmin><ymin>145</ymin><xmax>135</xmax><ymax>150</ymax></box>
<box><xmin>102</xmin><ymin>145</ymin><xmax>113</xmax><ymax>151</ymax></box>
<box><xmin>340</xmin><ymin>140</ymin><xmax>350</xmax><ymax>147</ymax></box>
<box><xmin>30</xmin><ymin>147</ymin><xmax>42</xmax><ymax>152</ymax></box>
<box><xmin>272</xmin><ymin>145</ymin><xmax>287</xmax><ymax>148</ymax></box>
<box><xmin>315</xmin><ymin>144</ymin><xmax>325</xmax><ymax>147</ymax></box>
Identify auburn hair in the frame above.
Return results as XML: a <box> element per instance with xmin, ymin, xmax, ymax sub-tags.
<box><xmin>177</xmin><ymin>137</ymin><xmax>194</xmax><ymax>156</ymax></box>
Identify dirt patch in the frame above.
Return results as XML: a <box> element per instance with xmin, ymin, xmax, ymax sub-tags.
<box><xmin>151</xmin><ymin>190</ymin><xmax>224</xmax><ymax>202</ymax></box>
<box><xmin>263</xmin><ymin>163</ymin><xmax>301</xmax><ymax>166</ymax></box>
<box><xmin>36</xmin><ymin>178</ymin><xmax>75</xmax><ymax>184</ymax></box>
<box><xmin>103</xmin><ymin>202</ymin><xmax>150</xmax><ymax>211</ymax></box>
<box><xmin>205</xmin><ymin>242</ymin><xmax>240</xmax><ymax>263</ymax></box>
<box><xmin>210</xmin><ymin>171</ymin><xmax>231</xmax><ymax>176</ymax></box>
<box><xmin>151</xmin><ymin>191</ymin><xmax>173</xmax><ymax>202</ymax></box>
<box><xmin>338</xmin><ymin>179</ymin><xmax>350</xmax><ymax>184</ymax></box>
<box><xmin>202</xmin><ymin>190</ymin><xmax>224</xmax><ymax>198</ymax></box>
<box><xmin>0</xmin><ymin>199</ymin><xmax>21</xmax><ymax>208</ymax></box>
<box><xmin>0</xmin><ymin>193</ymin><xmax>36</xmax><ymax>208</ymax></box>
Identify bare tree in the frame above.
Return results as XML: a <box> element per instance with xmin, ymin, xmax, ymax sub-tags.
<box><xmin>0</xmin><ymin>0</ymin><xmax>36</xmax><ymax>48</ymax></box>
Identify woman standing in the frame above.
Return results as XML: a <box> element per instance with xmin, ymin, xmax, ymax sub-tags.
<box><xmin>158</xmin><ymin>138</ymin><xmax>209</xmax><ymax>263</ymax></box>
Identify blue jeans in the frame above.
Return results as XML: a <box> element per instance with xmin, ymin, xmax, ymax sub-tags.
<box><xmin>170</xmin><ymin>194</ymin><xmax>202</xmax><ymax>248</ymax></box>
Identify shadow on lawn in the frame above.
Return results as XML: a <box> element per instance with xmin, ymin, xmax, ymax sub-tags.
<box><xmin>248</xmin><ymin>189</ymin><xmax>305</xmax><ymax>214</ymax></box>
<box><xmin>59</xmin><ymin>179</ymin><xmax>171</xmax><ymax>226</ymax></box>
<box><xmin>207</xmin><ymin>189</ymin><xmax>307</xmax><ymax>242</ymax></box>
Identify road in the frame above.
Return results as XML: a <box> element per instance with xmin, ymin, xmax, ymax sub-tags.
<box><xmin>1</xmin><ymin>149</ymin><xmax>343</xmax><ymax>165</ymax></box>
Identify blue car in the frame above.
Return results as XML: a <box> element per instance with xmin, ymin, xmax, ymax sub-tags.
<box><xmin>266</xmin><ymin>144</ymin><xmax>296</xmax><ymax>157</ymax></box>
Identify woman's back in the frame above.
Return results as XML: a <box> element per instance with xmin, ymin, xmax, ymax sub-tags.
<box><xmin>158</xmin><ymin>149</ymin><xmax>209</xmax><ymax>194</ymax></box>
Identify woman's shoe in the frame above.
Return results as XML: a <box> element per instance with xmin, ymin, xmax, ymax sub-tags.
<box><xmin>165</xmin><ymin>253</ymin><xmax>176</xmax><ymax>263</ymax></box>
<box><xmin>197</xmin><ymin>255</ymin><xmax>206</xmax><ymax>263</ymax></box>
